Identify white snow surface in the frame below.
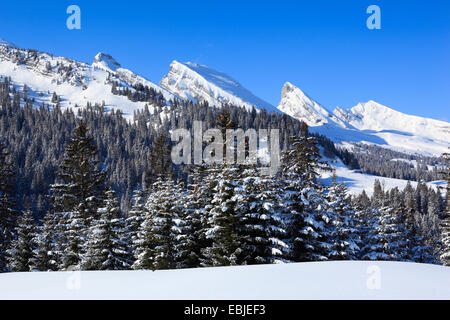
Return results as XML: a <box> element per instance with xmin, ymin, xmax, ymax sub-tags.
<box><xmin>160</xmin><ymin>60</ymin><xmax>277</xmax><ymax>113</ymax></box>
<box><xmin>321</xmin><ymin>155</ymin><xmax>446</xmax><ymax>196</ymax></box>
<box><xmin>277</xmin><ymin>82</ymin><xmax>450</xmax><ymax>156</ymax></box>
<box><xmin>0</xmin><ymin>261</ymin><xmax>449</xmax><ymax>299</ymax></box>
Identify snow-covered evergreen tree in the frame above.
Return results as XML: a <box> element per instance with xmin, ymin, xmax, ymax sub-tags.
<box><xmin>202</xmin><ymin>164</ymin><xmax>242</xmax><ymax>266</ymax></box>
<box><xmin>176</xmin><ymin>164</ymin><xmax>212</xmax><ymax>268</ymax></box>
<box><xmin>132</xmin><ymin>210</ymin><xmax>156</xmax><ymax>270</ymax></box>
<box><xmin>440</xmin><ymin>149</ymin><xmax>450</xmax><ymax>266</ymax></box>
<box><xmin>359</xmin><ymin>208</ymin><xmax>389</xmax><ymax>261</ymax></box>
<box><xmin>280</xmin><ymin>123</ymin><xmax>331</xmax><ymax>262</ymax></box>
<box><xmin>50</xmin><ymin>120</ymin><xmax>106</xmax><ymax>221</ymax></box>
<box><xmin>30</xmin><ymin>213</ymin><xmax>58</xmax><ymax>271</ymax></box>
<box><xmin>7</xmin><ymin>211</ymin><xmax>37</xmax><ymax>272</ymax></box>
<box><xmin>440</xmin><ymin>216</ymin><xmax>450</xmax><ymax>266</ymax></box>
<box><xmin>0</xmin><ymin>143</ymin><xmax>17</xmax><ymax>272</ymax></box>
<box><xmin>50</xmin><ymin>121</ymin><xmax>107</xmax><ymax>270</ymax></box>
<box><xmin>325</xmin><ymin>179</ymin><xmax>360</xmax><ymax>260</ymax></box>
<box><xmin>360</xmin><ymin>204</ymin><xmax>409</xmax><ymax>261</ymax></box>
<box><xmin>234</xmin><ymin>166</ymin><xmax>288</xmax><ymax>264</ymax></box>
<box><xmin>377</xmin><ymin>206</ymin><xmax>409</xmax><ymax>261</ymax></box>
<box><xmin>83</xmin><ymin>189</ymin><xmax>132</xmax><ymax>270</ymax></box>
<box><xmin>126</xmin><ymin>188</ymin><xmax>146</xmax><ymax>252</ymax></box>
<box><xmin>61</xmin><ymin>209</ymin><xmax>87</xmax><ymax>270</ymax></box>
<box><xmin>133</xmin><ymin>178</ymin><xmax>182</xmax><ymax>270</ymax></box>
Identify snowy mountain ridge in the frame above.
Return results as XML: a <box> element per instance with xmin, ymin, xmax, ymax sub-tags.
<box><xmin>160</xmin><ymin>60</ymin><xmax>277</xmax><ymax>112</ymax></box>
<box><xmin>0</xmin><ymin>40</ymin><xmax>177</xmax><ymax>120</ymax></box>
<box><xmin>277</xmin><ymin>82</ymin><xmax>450</xmax><ymax>156</ymax></box>
<box><xmin>0</xmin><ymin>37</ymin><xmax>448</xmax><ymax>156</ymax></box>
<box><xmin>92</xmin><ymin>52</ymin><xmax>121</xmax><ymax>73</ymax></box>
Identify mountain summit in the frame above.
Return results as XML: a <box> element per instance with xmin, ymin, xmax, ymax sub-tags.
<box><xmin>277</xmin><ymin>82</ymin><xmax>334</xmax><ymax>126</ymax></box>
<box><xmin>0</xmin><ymin>37</ymin><xmax>17</xmax><ymax>48</ymax></box>
<box><xmin>160</xmin><ymin>60</ymin><xmax>277</xmax><ymax>112</ymax></box>
<box><xmin>92</xmin><ymin>53</ymin><xmax>121</xmax><ymax>73</ymax></box>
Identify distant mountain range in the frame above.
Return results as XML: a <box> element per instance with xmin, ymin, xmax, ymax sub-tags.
<box><xmin>277</xmin><ymin>82</ymin><xmax>450</xmax><ymax>156</ymax></box>
<box><xmin>0</xmin><ymin>37</ymin><xmax>448</xmax><ymax>156</ymax></box>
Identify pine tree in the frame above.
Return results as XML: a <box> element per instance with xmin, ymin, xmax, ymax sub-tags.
<box><xmin>50</xmin><ymin>121</ymin><xmax>107</xmax><ymax>270</ymax></box>
<box><xmin>359</xmin><ymin>208</ymin><xmax>390</xmax><ymax>261</ymax></box>
<box><xmin>30</xmin><ymin>213</ymin><xmax>58</xmax><ymax>271</ymax></box>
<box><xmin>177</xmin><ymin>164</ymin><xmax>211</xmax><ymax>268</ymax></box>
<box><xmin>126</xmin><ymin>188</ymin><xmax>146</xmax><ymax>252</ymax></box>
<box><xmin>61</xmin><ymin>209</ymin><xmax>87</xmax><ymax>270</ymax></box>
<box><xmin>326</xmin><ymin>179</ymin><xmax>360</xmax><ymax>260</ymax></box>
<box><xmin>132</xmin><ymin>210</ymin><xmax>156</xmax><ymax>270</ymax></box>
<box><xmin>50</xmin><ymin>120</ymin><xmax>106</xmax><ymax>221</ymax></box>
<box><xmin>83</xmin><ymin>189</ymin><xmax>132</xmax><ymax>270</ymax></box>
<box><xmin>202</xmin><ymin>164</ymin><xmax>242</xmax><ymax>266</ymax></box>
<box><xmin>377</xmin><ymin>206</ymin><xmax>408</xmax><ymax>261</ymax></box>
<box><xmin>7</xmin><ymin>211</ymin><xmax>37</xmax><ymax>272</ymax></box>
<box><xmin>0</xmin><ymin>143</ymin><xmax>17</xmax><ymax>271</ymax></box>
<box><xmin>280</xmin><ymin>123</ymin><xmax>331</xmax><ymax>262</ymax></box>
<box><xmin>439</xmin><ymin>149</ymin><xmax>450</xmax><ymax>265</ymax></box>
<box><xmin>235</xmin><ymin>166</ymin><xmax>288</xmax><ymax>264</ymax></box>
<box><xmin>144</xmin><ymin>130</ymin><xmax>173</xmax><ymax>190</ymax></box>
<box><xmin>133</xmin><ymin>178</ymin><xmax>181</xmax><ymax>270</ymax></box>
<box><xmin>213</xmin><ymin>110</ymin><xmax>236</xmax><ymax>159</ymax></box>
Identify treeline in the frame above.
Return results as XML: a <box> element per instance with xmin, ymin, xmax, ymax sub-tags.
<box><xmin>338</xmin><ymin>143</ymin><xmax>445</xmax><ymax>181</ymax></box>
<box><xmin>1</xmin><ymin>118</ymin><xmax>449</xmax><ymax>272</ymax></box>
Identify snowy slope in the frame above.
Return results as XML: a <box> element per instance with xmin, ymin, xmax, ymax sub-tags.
<box><xmin>0</xmin><ymin>40</ymin><xmax>177</xmax><ymax>120</ymax></box>
<box><xmin>160</xmin><ymin>60</ymin><xmax>277</xmax><ymax>112</ymax></box>
<box><xmin>277</xmin><ymin>82</ymin><xmax>450</xmax><ymax>156</ymax></box>
<box><xmin>1</xmin><ymin>261</ymin><xmax>449</xmax><ymax>299</ymax></box>
<box><xmin>320</xmin><ymin>154</ymin><xmax>446</xmax><ymax>196</ymax></box>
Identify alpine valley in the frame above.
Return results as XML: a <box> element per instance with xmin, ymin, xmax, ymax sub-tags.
<box><xmin>0</xmin><ymin>36</ymin><xmax>450</xmax><ymax>285</ymax></box>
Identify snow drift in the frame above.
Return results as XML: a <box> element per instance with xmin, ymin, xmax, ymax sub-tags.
<box><xmin>0</xmin><ymin>261</ymin><xmax>449</xmax><ymax>300</ymax></box>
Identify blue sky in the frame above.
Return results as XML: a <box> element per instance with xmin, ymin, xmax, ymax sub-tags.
<box><xmin>0</xmin><ymin>0</ymin><xmax>449</xmax><ymax>120</ymax></box>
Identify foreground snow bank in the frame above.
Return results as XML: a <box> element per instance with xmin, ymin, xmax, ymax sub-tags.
<box><xmin>1</xmin><ymin>261</ymin><xmax>449</xmax><ymax>300</ymax></box>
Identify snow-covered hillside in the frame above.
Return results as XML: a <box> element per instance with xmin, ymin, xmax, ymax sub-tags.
<box><xmin>320</xmin><ymin>154</ymin><xmax>445</xmax><ymax>196</ymax></box>
<box><xmin>1</xmin><ymin>261</ymin><xmax>449</xmax><ymax>299</ymax></box>
<box><xmin>0</xmin><ymin>40</ymin><xmax>177</xmax><ymax>120</ymax></box>
<box><xmin>277</xmin><ymin>82</ymin><xmax>450</xmax><ymax>156</ymax></box>
<box><xmin>160</xmin><ymin>60</ymin><xmax>277</xmax><ymax>112</ymax></box>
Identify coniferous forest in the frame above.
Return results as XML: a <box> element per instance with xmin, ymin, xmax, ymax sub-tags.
<box><xmin>0</xmin><ymin>75</ymin><xmax>449</xmax><ymax>273</ymax></box>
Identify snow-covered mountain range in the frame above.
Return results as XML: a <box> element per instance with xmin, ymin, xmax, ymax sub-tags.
<box><xmin>0</xmin><ymin>37</ymin><xmax>448</xmax><ymax>157</ymax></box>
<box><xmin>277</xmin><ymin>82</ymin><xmax>450</xmax><ymax>156</ymax></box>
<box><xmin>0</xmin><ymin>38</ymin><xmax>176</xmax><ymax>120</ymax></box>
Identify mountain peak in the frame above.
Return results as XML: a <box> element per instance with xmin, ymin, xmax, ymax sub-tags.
<box><xmin>92</xmin><ymin>52</ymin><xmax>121</xmax><ymax>72</ymax></box>
<box><xmin>278</xmin><ymin>82</ymin><xmax>331</xmax><ymax>126</ymax></box>
<box><xmin>160</xmin><ymin>60</ymin><xmax>276</xmax><ymax>112</ymax></box>
<box><xmin>0</xmin><ymin>37</ymin><xmax>17</xmax><ymax>48</ymax></box>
